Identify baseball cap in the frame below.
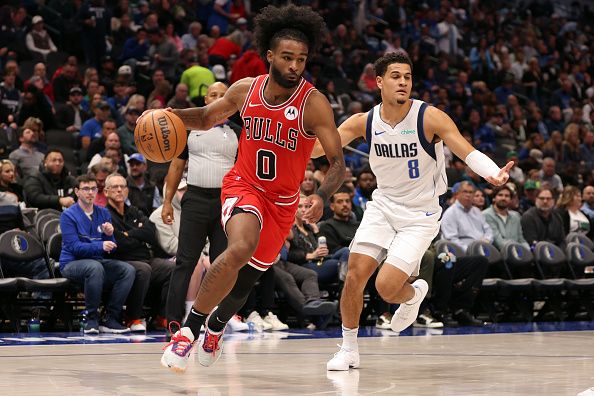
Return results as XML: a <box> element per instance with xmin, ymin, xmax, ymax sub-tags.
<box><xmin>212</xmin><ymin>64</ymin><xmax>226</xmax><ymax>80</ymax></box>
<box><xmin>118</xmin><ymin>65</ymin><xmax>132</xmax><ymax>75</ymax></box>
<box><xmin>506</xmin><ymin>150</ymin><xmax>518</xmax><ymax>159</ymax></box>
<box><xmin>32</xmin><ymin>15</ymin><xmax>43</xmax><ymax>24</ymax></box>
<box><xmin>128</xmin><ymin>153</ymin><xmax>146</xmax><ymax>164</ymax></box>
<box><xmin>97</xmin><ymin>100</ymin><xmax>110</xmax><ymax>110</ymax></box>
<box><xmin>69</xmin><ymin>86</ymin><xmax>83</xmax><ymax>95</ymax></box>
<box><xmin>529</xmin><ymin>148</ymin><xmax>543</xmax><ymax>163</ymax></box>
<box><xmin>524</xmin><ymin>180</ymin><xmax>540</xmax><ymax>190</ymax></box>
<box><xmin>237</xmin><ymin>17</ymin><xmax>247</xmax><ymax>25</ymax></box>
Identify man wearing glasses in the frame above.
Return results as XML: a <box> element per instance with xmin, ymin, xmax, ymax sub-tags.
<box><xmin>521</xmin><ymin>186</ymin><xmax>565</xmax><ymax>248</ymax></box>
<box><xmin>59</xmin><ymin>174</ymin><xmax>135</xmax><ymax>334</ymax></box>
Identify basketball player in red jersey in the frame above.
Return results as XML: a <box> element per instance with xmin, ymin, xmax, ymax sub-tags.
<box><xmin>158</xmin><ymin>4</ymin><xmax>345</xmax><ymax>372</ymax></box>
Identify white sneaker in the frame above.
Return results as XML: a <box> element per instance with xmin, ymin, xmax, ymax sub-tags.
<box><xmin>390</xmin><ymin>279</ymin><xmax>429</xmax><ymax>332</ymax></box>
<box><xmin>326</xmin><ymin>345</ymin><xmax>360</xmax><ymax>371</ymax></box>
<box><xmin>198</xmin><ymin>325</ymin><xmax>225</xmax><ymax>367</ymax></box>
<box><xmin>246</xmin><ymin>311</ymin><xmax>272</xmax><ymax>331</ymax></box>
<box><xmin>227</xmin><ymin>315</ymin><xmax>249</xmax><ymax>332</ymax></box>
<box><xmin>263</xmin><ymin>312</ymin><xmax>289</xmax><ymax>331</ymax></box>
<box><xmin>161</xmin><ymin>327</ymin><xmax>196</xmax><ymax>373</ymax></box>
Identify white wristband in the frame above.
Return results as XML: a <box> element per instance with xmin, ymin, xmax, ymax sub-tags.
<box><xmin>464</xmin><ymin>150</ymin><xmax>501</xmax><ymax>179</ymax></box>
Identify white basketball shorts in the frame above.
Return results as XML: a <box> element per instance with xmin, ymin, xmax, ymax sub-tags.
<box><xmin>350</xmin><ymin>190</ymin><xmax>441</xmax><ymax>276</ymax></box>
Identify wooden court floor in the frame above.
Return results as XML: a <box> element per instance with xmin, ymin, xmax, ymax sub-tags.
<box><xmin>0</xmin><ymin>329</ymin><xmax>593</xmax><ymax>396</ymax></box>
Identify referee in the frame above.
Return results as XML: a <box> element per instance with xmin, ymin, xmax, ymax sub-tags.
<box><xmin>163</xmin><ymin>82</ymin><xmax>240</xmax><ymax>323</ymax></box>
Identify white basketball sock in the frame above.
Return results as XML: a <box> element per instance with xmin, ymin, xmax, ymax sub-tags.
<box><xmin>406</xmin><ymin>284</ymin><xmax>423</xmax><ymax>305</ymax></box>
<box><xmin>341</xmin><ymin>325</ymin><xmax>359</xmax><ymax>351</ymax></box>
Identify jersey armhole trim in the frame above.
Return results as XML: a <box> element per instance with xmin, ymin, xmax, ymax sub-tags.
<box><xmin>298</xmin><ymin>87</ymin><xmax>317</xmax><ymax>139</ymax></box>
<box><xmin>240</xmin><ymin>76</ymin><xmax>261</xmax><ymax>118</ymax></box>
<box><xmin>417</xmin><ymin>103</ymin><xmax>436</xmax><ymax>161</ymax></box>
<box><xmin>365</xmin><ymin>108</ymin><xmax>374</xmax><ymax>143</ymax></box>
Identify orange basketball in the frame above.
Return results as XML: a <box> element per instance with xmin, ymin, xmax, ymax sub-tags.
<box><xmin>134</xmin><ymin>109</ymin><xmax>187</xmax><ymax>163</ymax></box>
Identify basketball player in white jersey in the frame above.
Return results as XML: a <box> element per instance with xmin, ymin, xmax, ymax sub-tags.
<box><xmin>311</xmin><ymin>51</ymin><xmax>513</xmax><ymax>371</ymax></box>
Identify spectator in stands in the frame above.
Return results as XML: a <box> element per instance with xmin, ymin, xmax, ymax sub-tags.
<box><xmin>78</xmin><ymin>0</ymin><xmax>111</xmax><ymax>68</ymax></box>
<box><xmin>300</xmin><ymin>170</ymin><xmax>317</xmax><ymax>196</ymax></box>
<box><xmin>180</xmin><ymin>55</ymin><xmax>215</xmax><ymax>100</ymax></box>
<box><xmin>521</xmin><ymin>186</ymin><xmax>565</xmax><ymax>248</ymax></box>
<box><xmin>146</xmin><ymin>80</ymin><xmax>171</xmax><ymax>108</ymax></box>
<box><xmin>105</xmin><ymin>173</ymin><xmax>173</xmax><ymax>332</ymax></box>
<box><xmin>79</xmin><ymin>101</ymin><xmax>111</xmax><ymax>150</ymax></box>
<box><xmin>353</xmin><ymin>166</ymin><xmax>376</xmax><ymax>211</ymax></box>
<box><xmin>537</xmin><ymin>157</ymin><xmax>563</xmax><ymax>194</ymax></box>
<box><xmin>166</xmin><ymin>83</ymin><xmax>194</xmax><ymax>109</ymax></box>
<box><xmin>27</xmin><ymin>62</ymin><xmax>54</xmax><ymax>102</ymax></box>
<box><xmin>55</xmin><ymin>87</ymin><xmax>89</xmax><ymax>133</ymax></box>
<box><xmin>8</xmin><ymin>127</ymin><xmax>44</xmax><ymax>179</ymax></box>
<box><xmin>52</xmin><ymin>63</ymin><xmax>81</xmax><ymax>104</ymax></box>
<box><xmin>561</xmin><ymin>124</ymin><xmax>582</xmax><ymax>165</ymax></box>
<box><xmin>103</xmin><ymin>147</ymin><xmax>128</xmax><ymax>177</ymax></box>
<box><xmin>120</xmin><ymin>28</ymin><xmax>149</xmax><ymax>68</ymax></box>
<box><xmin>147</xmin><ymin>28</ymin><xmax>179</xmax><ymax>81</ymax></box>
<box><xmin>88</xmin><ymin>163</ymin><xmax>110</xmax><ymax>207</ymax></box>
<box><xmin>24</xmin><ymin>149</ymin><xmax>76</xmax><ymax>211</ymax></box>
<box><xmin>107</xmin><ymin>81</ymin><xmax>129</xmax><ymax>121</ymax></box>
<box><xmin>288</xmin><ymin>195</ymin><xmax>339</xmax><ymax>284</ymax></box>
<box><xmin>319</xmin><ymin>185</ymin><xmax>357</xmax><ymax>264</ymax></box>
<box><xmin>556</xmin><ymin>186</ymin><xmax>593</xmax><ymax>239</ymax></box>
<box><xmin>0</xmin><ymin>70</ymin><xmax>20</xmax><ymax>123</ymax></box>
<box><xmin>229</xmin><ymin>46</ymin><xmax>267</xmax><ymax>84</ymax></box>
<box><xmin>126</xmin><ymin>153</ymin><xmax>160</xmax><ymax>216</ymax></box>
<box><xmin>181</xmin><ymin>22</ymin><xmax>202</xmax><ymax>50</ymax></box>
<box><xmin>117</xmin><ymin>107</ymin><xmax>140</xmax><ymax>155</ymax></box>
<box><xmin>483</xmin><ymin>185</ymin><xmax>529</xmax><ymax>249</ymax></box>
<box><xmin>582</xmin><ymin>186</ymin><xmax>594</xmax><ymax>219</ymax></box>
<box><xmin>149</xmin><ymin>180</ymin><xmax>186</xmax><ymax>257</ymax></box>
<box><xmin>472</xmin><ymin>189</ymin><xmax>486</xmax><ymax>210</ymax></box>
<box><xmin>88</xmin><ymin>131</ymin><xmax>128</xmax><ymax>171</ymax></box>
<box><xmin>87</xmin><ymin>119</ymin><xmax>118</xmax><ymax>161</ymax></box>
<box><xmin>0</xmin><ymin>159</ymin><xmax>23</xmax><ymax>202</ymax></box>
<box><xmin>544</xmin><ymin>106</ymin><xmax>565</xmax><ymax>135</ymax></box>
<box><xmin>208</xmin><ymin>30</ymin><xmax>243</xmax><ymax>66</ymax></box>
<box><xmin>59</xmin><ymin>174</ymin><xmax>134</xmax><ymax>334</ymax></box>
<box><xmin>17</xmin><ymin>85</ymin><xmax>55</xmax><ymax>129</ymax></box>
<box><xmin>441</xmin><ymin>181</ymin><xmax>494</xmax><ymax>251</ymax></box>
<box><xmin>506</xmin><ymin>151</ymin><xmax>525</xmax><ymax>185</ymax></box>
<box><xmin>25</xmin><ymin>16</ymin><xmax>57</xmax><ymax>60</ymax></box>
<box><xmin>22</xmin><ymin>116</ymin><xmax>47</xmax><ymax>153</ymax></box>
<box><xmin>581</xmin><ymin>131</ymin><xmax>594</xmax><ymax>172</ymax></box>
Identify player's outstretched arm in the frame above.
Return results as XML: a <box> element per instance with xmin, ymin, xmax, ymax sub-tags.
<box><xmin>310</xmin><ymin>113</ymin><xmax>366</xmax><ymax>158</ymax></box>
<box><xmin>171</xmin><ymin>78</ymin><xmax>253</xmax><ymax>131</ymax></box>
<box><xmin>303</xmin><ymin>91</ymin><xmax>346</xmax><ymax>223</ymax></box>
<box><xmin>426</xmin><ymin>106</ymin><xmax>513</xmax><ymax>186</ymax></box>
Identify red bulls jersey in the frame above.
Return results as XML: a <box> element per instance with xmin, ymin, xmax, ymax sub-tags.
<box><xmin>232</xmin><ymin>74</ymin><xmax>317</xmax><ymax>197</ymax></box>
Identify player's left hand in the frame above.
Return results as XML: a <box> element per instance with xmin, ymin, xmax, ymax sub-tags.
<box><xmin>303</xmin><ymin>193</ymin><xmax>324</xmax><ymax>224</ymax></box>
<box><xmin>485</xmin><ymin>161</ymin><xmax>513</xmax><ymax>186</ymax></box>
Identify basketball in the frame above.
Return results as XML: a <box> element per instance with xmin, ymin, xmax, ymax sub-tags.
<box><xmin>134</xmin><ymin>109</ymin><xmax>187</xmax><ymax>163</ymax></box>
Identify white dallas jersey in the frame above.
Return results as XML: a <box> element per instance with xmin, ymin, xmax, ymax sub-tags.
<box><xmin>366</xmin><ymin>99</ymin><xmax>447</xmax><ymax>210</ymax></box>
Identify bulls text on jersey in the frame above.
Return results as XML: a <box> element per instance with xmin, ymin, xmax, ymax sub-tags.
<box><xmin>243</xmin><ymin>116</ymin><xmax>298</xmax><ymax>152</ymax></box>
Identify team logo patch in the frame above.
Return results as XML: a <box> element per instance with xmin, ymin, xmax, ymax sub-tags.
<box><xmin>11</xmin><ymin>235</ymin><xmax>28</xmax><ymax>254</ymax></box>
<box><xmin>284</xmin><ymin>106</ymin><xmax>298</xmax><ymax>120</ymax></box>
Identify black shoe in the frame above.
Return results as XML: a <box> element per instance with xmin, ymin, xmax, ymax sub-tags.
<box><xmin>453</xmin><ymin>310</ymin><xmax>484</xmax><ymax>326</ymax></box>
<box><xmin>303</xmin><ymin>299</ymin><xmax>338</xmax><ymax>316</ymax></box>
<box><xmin>433</xmin><ymin>311</ymin><xmax>459</xmax><ymax>327</ymax></box>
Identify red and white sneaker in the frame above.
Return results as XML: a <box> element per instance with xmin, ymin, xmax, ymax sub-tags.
<box><xmin>160</xmin><ymin>322</ymin><xmax>196</xmax><ymax>373</ymax></box>
<box><xmin>198</xmin><ymin>325</ymin><xmax>226</xmax><ymax>367</ymax></box>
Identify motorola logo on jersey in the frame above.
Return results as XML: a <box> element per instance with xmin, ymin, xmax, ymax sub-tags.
<box><xmin>374</xmin><ymin>142</ymin><xmax>418</xmax><ymax>158</ymax></box>
<box><xmin>284</xmin><ymin>106</ymin><xmax>298</xmax><ymax>120</ymax></box>
<box><xmin>243</xmin><ymin>116</ymin><xmax>298</xmax><ymax>151</ymax></box>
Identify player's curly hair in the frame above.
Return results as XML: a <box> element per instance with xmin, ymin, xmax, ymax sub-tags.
<box><xmin>253</xmin><ymin>4</ymin><xmax>327</xmax><ymax>59</ymax></box>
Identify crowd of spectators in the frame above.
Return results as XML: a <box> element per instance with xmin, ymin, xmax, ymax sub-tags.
<box><xmin>0</xmin><ymin>0</ymin><xmax>593</xmax><ymax>331</ymax></box>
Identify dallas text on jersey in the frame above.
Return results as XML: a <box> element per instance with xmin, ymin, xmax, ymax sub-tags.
<box><xmin>373</xmin><ymin>142</ymin><xmax>418</xmax><ymax>158</ymax></box>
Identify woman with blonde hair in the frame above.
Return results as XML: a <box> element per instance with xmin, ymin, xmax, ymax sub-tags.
<box><xmin>561</xmin><ymin>123</ymin><xmax>581</xmax><ymax>165</ymax></box>
<box><xmin>556</xmin><ymin>185</ymin><xmax>593</xmax><ymax>238</ymax></box>
<box><xmin>121</xmin><ymin>94</ymin><xmax>146</xmax><ymax>115</ymax></box>
<box><xmin>0</xmin><ymin>159</ymin><xmax>24</xmax><ymax>202</ymax></box>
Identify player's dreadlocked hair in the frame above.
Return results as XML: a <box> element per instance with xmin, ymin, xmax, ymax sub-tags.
<box><xmin>253</xmin><ymin>4</ymin><xmax>327</xmax><ymax>59</ymax></box>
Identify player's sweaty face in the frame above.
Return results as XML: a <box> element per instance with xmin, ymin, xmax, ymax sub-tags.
<box><xmin>378</xmin><ymin>63</ymin><xmax>412</xmax><ymax>105</ymax></box>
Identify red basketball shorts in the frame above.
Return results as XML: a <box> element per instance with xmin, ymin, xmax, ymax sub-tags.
<box><xmin>220</xmin><ymin>172</ymin><xmax>299</xmax><ymax>271</ymax></box>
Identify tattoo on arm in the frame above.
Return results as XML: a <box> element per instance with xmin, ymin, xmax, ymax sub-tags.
<box><xmin>316</xmin><ymin>155</ymin><xmax>345</xmax><ymax>203</ymax></box>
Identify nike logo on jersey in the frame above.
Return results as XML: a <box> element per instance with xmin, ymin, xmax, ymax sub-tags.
<box><xmin>425</xmin><ymin>212</ymin><xmax>436</xmax><ymax>216</ymax></box>
<box><xmin>248</xmin><ymin>103</ymin><xmax>262</xmax><ymax>108</ymax></box>
<box><xmin>374</xmin><ymin>130</ymin><xmax>385</xmax><ymax>136</ymax></box>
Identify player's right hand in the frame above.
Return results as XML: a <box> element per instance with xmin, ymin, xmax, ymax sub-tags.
<box><xmin>162</xmin><ymin>201</ymin><xmax>174</xmax><ymax>225</ymax></box>
<box><xmin>103</xmin><ymin>241</ymin><xmax>117</xmax><ymax>252</ymax></box>
<box><xmin>303</xmin><ymin>193</ymin><xmax>324</xmax><ymax>224</ymax></box>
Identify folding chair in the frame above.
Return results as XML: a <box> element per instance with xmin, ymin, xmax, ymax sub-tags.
<box><xmin>466</xmin><ymin>241</ymin><xmax>503</xmax><ymax>322</ymax></box>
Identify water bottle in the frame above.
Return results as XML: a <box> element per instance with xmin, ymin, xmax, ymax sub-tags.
<box><xmin>28</xmin><ymin>309</ymin><xmax>41</xmax><ymax>333</ymax></box>
<box><xmin>437</xmin><ymin>251</ymin><xmax>456</xmax><ymax>270</ymax></box>
<box><xmin>317</xmin><ymin>236</ymin><xmax>327</xmax><ymax>266</ymax></box>
<box><xmin>79</xmin><ymin>309</ymin><xmax>88</xmax><ymax>333</ymax></box>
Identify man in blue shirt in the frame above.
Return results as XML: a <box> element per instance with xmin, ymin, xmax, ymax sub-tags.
<box><xmin>79</xmin><ymin>100</ymin><xmax>111</xmax><ymax>150</ymax></box>
<box><xmin>60</xmin><ymin>174</ymin><xmax>135</xmax><ymax>334</ymax></box>
<box><xmin>581</xmin><ymin>186</ymin><xmax>594</xmax><ymax>219</ymax></box>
